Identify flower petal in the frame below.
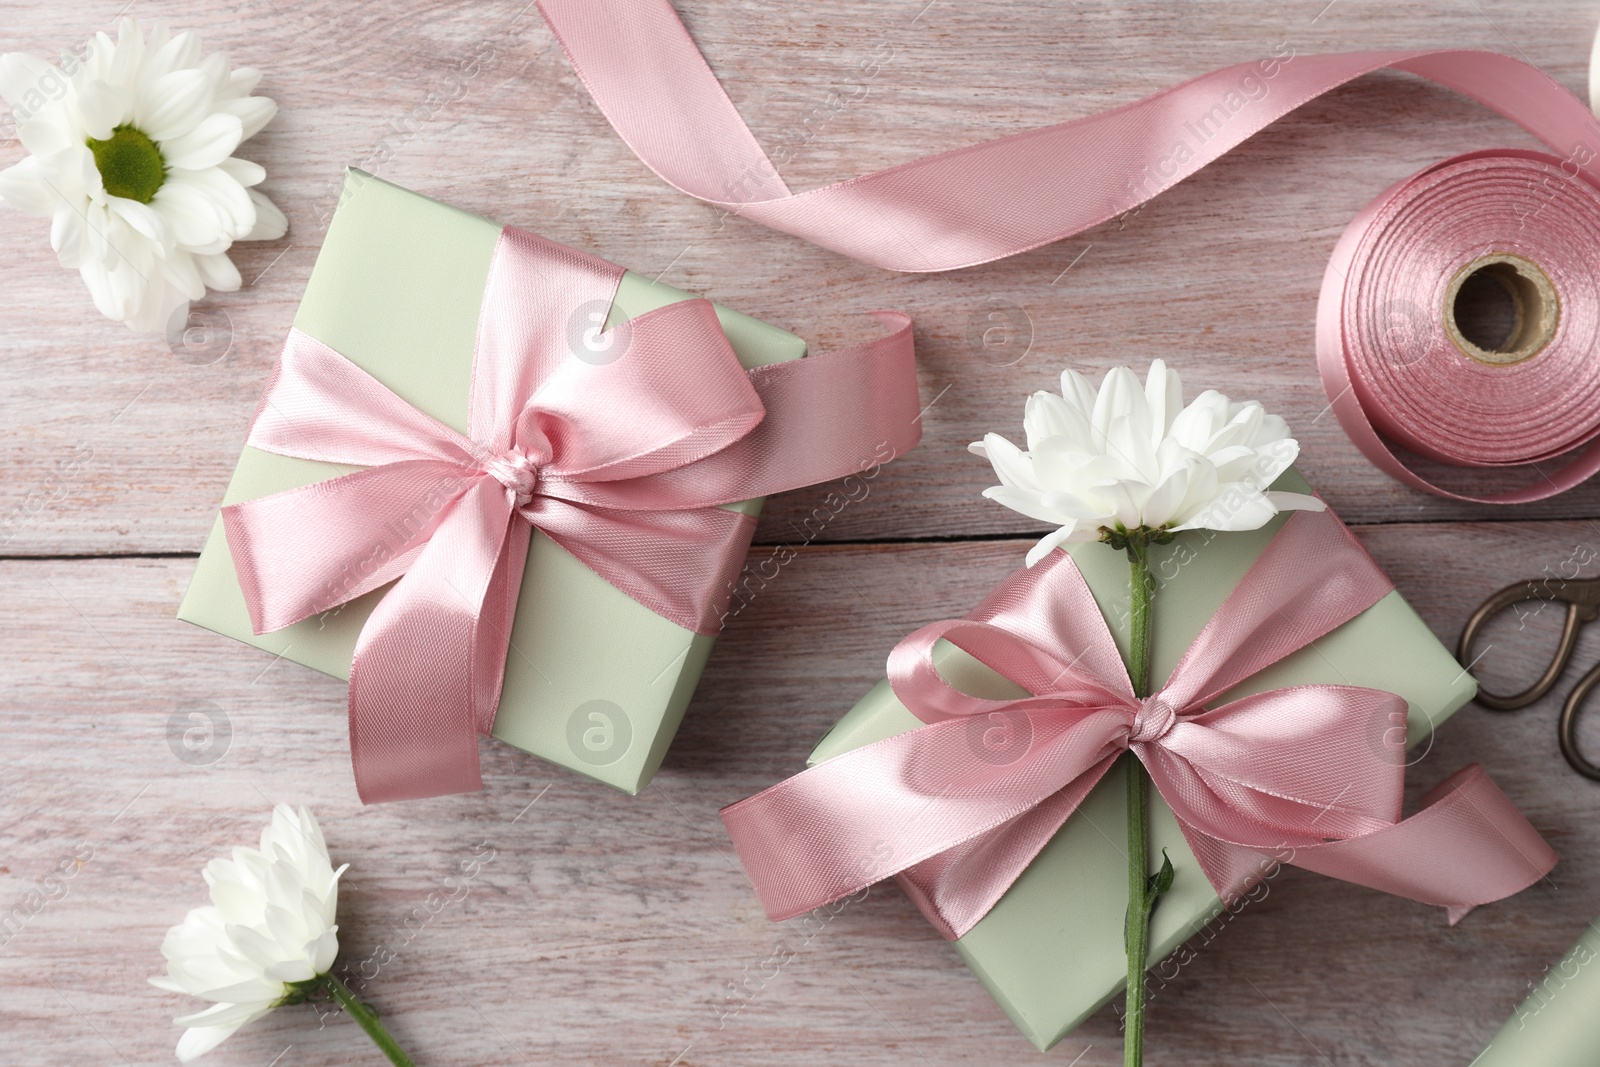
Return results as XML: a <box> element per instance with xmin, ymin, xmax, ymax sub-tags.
<box><xmin>241</xmin><ymin>189</ymin><xmax>286</xmax><ymax>241</ymax></box>
<box><xmin>0</xmin><ymin>52</ymin><xmax>53</xmax><ymax>109</ymax></box>
<box><xmin>104</xmin><ymin>18</ymin><xmax>145</xmax><ymax>89</ymax></box>
<box><xmin>224</xmin><ymin>66</ymin><xmax>263</xmax><ymax>98</ymax></box>
<box><xmin>1090</xmin><ymin>366</ymin><xmax>1149</xmax><ymax>446</ymax></box>
<box><xmin>141</xmin><ymin>29</ymin><xmax>202</xmax><ymax>88</ymax></box>
<box><xmin>981</xmin><ymin>485</ymin><xmax>1067</xmax><ymax>525</ymax></box>
<box><xmin>152</xmin><ymin>177</ymin><xmax>224</xmax><ymax>246</ymax></box>
<box><xmin>163</xmin><ymin>167</ymin><xmax>252</xmax><ymax>236</ymax></box>
<box><xmin>1139</xmin><ymin>458</ymin><xmax>1195</xmax><ymax>530</ymax></box>
<box><xmin>18</xmin><ymin>114</ymin><xmax>70</xmax><ymax>156</ymax></box>
<box><xmin>1023</xmin><ymin>390</ymin><xmax>1095</xmax><ymax>453</ymax></box>
<box><xmin>0</xmin><ymin>156</ymin><xmax>59</xmax><ymax>215</ymax></box>
<box><xmin>135</xmin><ymin>68</ymin><xmax>212</xmax><ymax>141</ymax></box>
<box><xmin>70</xmin><ymin>78</ymin><xmax>127</xmax><ymax>140</ymax></box>
<box><xmin>51</xmin><ymin>203</ymin><xmax>89</xmax><ymax>265</ymax></box>
<box><xmin>173</xmin><ymin>998</ymin><xmax>275</xmax><ymax>1030</ymax></box>
<box><xmin>1025</xmin><ymin>524</ymin><xmax>1083</xmax><ymax>567</ymax></box>
<box><xmin>108</xmin><ymin>194</ymin><xmax>167</xmax><ymax>245</ymax></box>
<box><xmin>1105</xmin><ymin>413</ymin><xmax>1158</xmax><ymax>483</ymax></box>
<box><xmin>216</xmin><ymin>156</ymin><xmax>264</xmax><ymax>187</ymax></box>
<box><xmin>1058</xmin><ymin>367</ymin><xmax>1097</xmax><ymax>420</ymax></box>
<box><xmin>217</xmin><ymin>94</ymin><xmax>275</xmax><ymax>140</ymax></box>
<box><xmin>979</xmin><ymin>432</ymin><xmax>1040</xmax><ymax>493</ymax></box>
<box><xmin>1173</xmin><ymin>487</ymin><xmax>1278</xmax><ymax>533</ymax></box>
<box><xmin>162</xmin><ymin>112</ymin><xmax>242</xmax><ymax>170</ymax></box>
<box><xmin>194</xmin><ymin>251</ymin><xmax>240</xmax><ymax>291</ymax></box>
<box><xmin>1143</xmin><ymin>358</ymin><xmax>1184</xmax><ymax>444</ymax></box>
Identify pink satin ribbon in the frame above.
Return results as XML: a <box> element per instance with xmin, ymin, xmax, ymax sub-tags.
<box><xmin>722</xmin><ymin>509</ymin><xmax>1556</xmax><ymax>938</ymax></box>
<box><xmin>536</xmin><ymin>1</ymin><xmax>1600</xmax><ymax>499</ymax></box>
<box><xmin>223</xmin><ymin>225</ymin><xmax>922</xmax><ymax>803</ymax></box>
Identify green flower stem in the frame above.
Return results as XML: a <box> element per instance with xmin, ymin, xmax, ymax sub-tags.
<box><xmin>1124</xmin><ymin>539</ymin><xmax>1155</xmax><ymax>1067</ymax></box>
<box><xmin>319</xmin><ymin>972</ymin><xmax>417</xmax><ymax>1067</ymax></box>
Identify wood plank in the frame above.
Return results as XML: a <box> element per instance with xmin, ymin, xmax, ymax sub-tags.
<box><xmin>3</xmin><ymin>519</ymin><xmax>1597</xmax><ymax>1065</ymax></box>
<box><xmin>4</xmin><ymin>2</ymin><xmax>1600</xmax><ymax>557</ymax></box>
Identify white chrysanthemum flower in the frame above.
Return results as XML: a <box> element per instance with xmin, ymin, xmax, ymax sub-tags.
<box><xmin>151</xmin><ymin>805</ymin><xmax>345</xmax><ymax>1063</ymax></box>
<box><xmin>0</xmin><ymin>17</ymin><xmax>284</xmax><ymax>334</ymax></box>
<box><xmin>971</xmin><ymin>360</ymin><xmax>1326</xmax><ymax>565</ymax></box>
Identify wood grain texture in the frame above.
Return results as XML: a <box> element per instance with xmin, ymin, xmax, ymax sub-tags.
<box><xmin>4</xmin><ymin>2</ymin><xmax>1600</xmax><ymax>1065</ymax></box>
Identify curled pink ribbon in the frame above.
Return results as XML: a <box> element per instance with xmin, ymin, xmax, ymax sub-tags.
<box><xmin>223</xmin><ymin>226</ymin><xmax>922</xmax><ymax>803</ymax></box>
<box><xmin>537</xmin><ymin>1</ymin><xmax>1600</xmax><ymax>499</ymax></box>
<box><xmin>536</xmin><ymin>3</ymin><xmax>1600</xmax><ymax>271</ymax></box>
<box><xmin>722</xmin><ymin>509</ymin><xmax>1556</xmax><ymax>938</ymax></box>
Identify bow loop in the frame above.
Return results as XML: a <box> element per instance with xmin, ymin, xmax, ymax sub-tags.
<box><xmin>887</xmin><ymin>618</ymin><xmax>1130</xmax><ymax>725</ymax></box>
<box><xmin>515</xmin><ymin>296</ymin><xmax>767</xmax><ymax>486</ymax></box>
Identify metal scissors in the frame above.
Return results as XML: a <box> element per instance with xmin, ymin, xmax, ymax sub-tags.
<box><xmin>1459</xmin><ymin>577</ymin><xmax>1600</xmax><ymax>781</ymax></box>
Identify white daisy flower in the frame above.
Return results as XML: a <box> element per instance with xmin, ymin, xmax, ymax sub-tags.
<box><xmin>0</xmin><ymin>17</ymin><xmax>284</xmax><ymax>334</ymax></box>
<box><xmin>972</xmin><ymin>360</ymin><xmax>1326</xmax><ymax>565</ymax></box>
<box><xmin>151</xmin><ymin>805</ymin><xmax>345</xmax><ymax>1063</ymax></box>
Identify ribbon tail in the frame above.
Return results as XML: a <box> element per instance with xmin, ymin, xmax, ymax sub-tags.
<box><xmin>1180</xmin><ymin>765</ymin><xmax>1557</xmax><ymax>922</ymax></box>
<box><xmin>348</xmin><ymin>479</ymin><xmax>519</xmax><ymax>803</ymax></box>
<box><xmin>533</xmin><ymin>0</ymin><xmax>791</xmax><ymax>208</ymax></box>
<box><xmin>721</xmin><ymin>711</ymin><xmax>1128</xmax><ymax>924</ymax></box>
<box><xmin>473</xmin><ymin>517</ymin><xmax>531</xmax><ymax>735</ymax></box>
<box><xmin>1172</xmin><ymin>822</ymin><xmax>1293</xmax><ymax>907</ymax></box>
<box><xmin>570</xmin><ymin>312</ymin><xmax>921</xmax><ymax>510</ymax></box>
<box><xmin>525</xmin><ymin>495</ymin><xmax>756</xmax><ymax>634</ymax></box>
<box><xmin>899</xmin><ymin>753</ymin><xmax>1118</xmax><ymax>938</ymax></box>
<box><xmin>222</xmin><ymin>461</ymin><xmax>476</xmax><ymax>633</ymax></box>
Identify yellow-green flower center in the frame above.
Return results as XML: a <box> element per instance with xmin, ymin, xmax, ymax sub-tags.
<box><xmin>86</xmin><ymin>124</ymin><xmax>165</xmax><ymax>203</ymax></box>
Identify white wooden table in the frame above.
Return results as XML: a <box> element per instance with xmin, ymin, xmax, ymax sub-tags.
<box><xmin>3</xmin><ymin>2</ymin><xmax>1599</xmax><ymax>1064</ymax></box>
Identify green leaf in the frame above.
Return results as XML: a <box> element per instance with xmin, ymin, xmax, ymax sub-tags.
<box><xmin>1146</xmin><ymin>850</ymin><xmax>1174</xmax><ymax>901</ymax></box>
<box><xmin>1153</xmin><ymin>849</ymin><xmax>1175</xmax><ymax>893</ymax></box>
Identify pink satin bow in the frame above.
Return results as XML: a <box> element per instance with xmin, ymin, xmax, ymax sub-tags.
<box><xmin>223</xmin><ymin>225</ymin><xmax>922</xmax><ymax>803</ymax></box>
<box><xmin>722</xmin><ymin>509</ymin><xmax>1555</xmax><ymax>938</ymax></box>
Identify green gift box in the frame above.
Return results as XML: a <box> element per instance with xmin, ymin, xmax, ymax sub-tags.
<box><xmin>179</xmin><ymin>170</ymin><xmax>806</xmax><ymax>794</ymax></box>
<box><xmin>1474</xmin><ymin>916</ymin><xmax>1600</xmax><ymax>1065</ymax></box>
<box><xmin>809</xmin><ymin>471</ymin><xmax>1477</xmax><ymax>1050</ymax></box>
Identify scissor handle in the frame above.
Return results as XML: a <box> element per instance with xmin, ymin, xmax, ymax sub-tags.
<box><xmin>1458</xmin><ymin>581</ymin><xmax>1597</xmax><ymax>711</ymax></box>
<box><xmin>1559</xmin><ymin>661</ymin><xmax>1600</xmax><ymax>781</ymax></box>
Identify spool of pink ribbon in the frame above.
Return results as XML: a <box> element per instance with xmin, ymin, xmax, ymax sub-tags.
<box><xmin>1319</xmin><ymin>148</ymin><xmax>1600</xmax><ymax>502</ymax></box>
<box><xmin>536</xmin><ymin>0</ymin><xmax>1600</xmax><ymax>501</ymax></box>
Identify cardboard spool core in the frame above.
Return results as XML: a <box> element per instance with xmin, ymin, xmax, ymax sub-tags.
<box><xmin>1443</xmin><ymin>253</ymin><xmax>1559</xmax><ymax>366</ymax></box>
